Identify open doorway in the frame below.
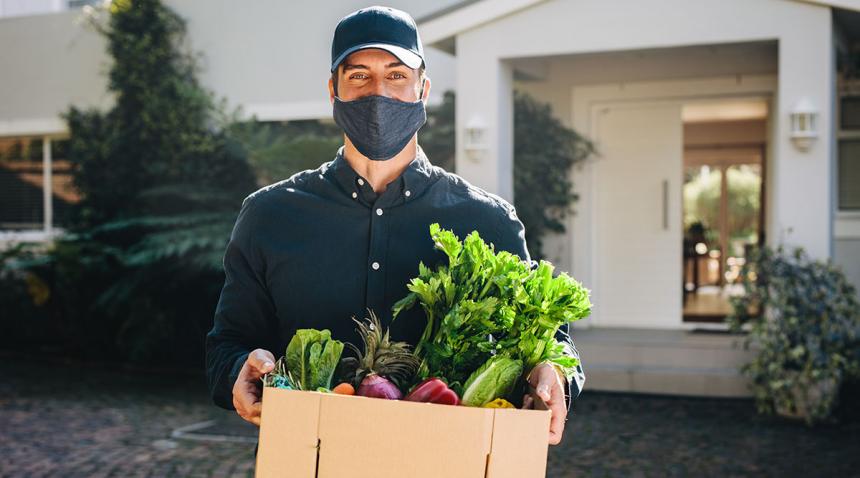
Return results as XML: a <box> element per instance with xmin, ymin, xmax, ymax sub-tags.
<box><xmin>681</xmin><ymin>99</ymin><xmax>768</xmax><ymax>322</ymax></box>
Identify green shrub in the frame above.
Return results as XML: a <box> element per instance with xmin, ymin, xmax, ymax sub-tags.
<box><xmin>728</xmin><ymin>246</ymin><xmax>860</xmax><ymax>425</ymax></box>
<box><xmin>513</xmin><ymin>91</ymin><xmax>594</xmax><ymax>259</ymax></box>
<box><xmin>0</xmin><ymin>0</ymin><xmax>257</xmax><ymax>366</ymax></box>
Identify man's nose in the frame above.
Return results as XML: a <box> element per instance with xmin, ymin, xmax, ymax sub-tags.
<box><xmin>369</xmin><ymin>78</ymin><xmax>388</xmax><ymax>97</ymax></box>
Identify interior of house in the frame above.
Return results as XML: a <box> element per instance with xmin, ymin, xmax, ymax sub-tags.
<box><xmin>681</xmin><ymin>98</ymin><xmax>768</xmax><ymax>323</ymax></box>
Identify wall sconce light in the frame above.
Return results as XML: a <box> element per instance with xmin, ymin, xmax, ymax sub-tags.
<box><xmin>464</xmin><ymin>116</ymin><xmax>488</xmax><ymax>161</ymax></box>
<box><xmin>789</xmin><ymin>97</ymin><xmax>818</xmax><ymax>151</ymax></box>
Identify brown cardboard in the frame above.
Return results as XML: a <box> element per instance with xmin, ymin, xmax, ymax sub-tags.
<box><xmin>256</xmin><ymin>387</ymin><xmax>552</xmax><ymax>478</ymax></box>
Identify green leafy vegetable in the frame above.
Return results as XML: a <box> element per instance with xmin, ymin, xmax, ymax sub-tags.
<box><xmin>460</xmin><ymin>355</ymin><xmax>523</xmax><ymax>407</ymax></box>
<box><xmin>392</xmin><ymin>223</ymin><xmax>591</xmax><ymax>397</ymax></box>
<box><xmin>282</xmin><ymin>329</ymin><xmax>345</xmax><ymax>391</ymax></box>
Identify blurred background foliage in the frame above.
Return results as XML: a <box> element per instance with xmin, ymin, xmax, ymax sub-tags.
<box><xmin>0</xmin><ymin>0</ymin><xmax>587</xmax><ymax>369</ymax></box>
<box><xmin>683</xmin><ymin>165</ymin><xmax>762</xmax><ymax>247</ymax></box>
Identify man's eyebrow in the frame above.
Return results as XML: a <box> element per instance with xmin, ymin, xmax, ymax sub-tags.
<box><xmin>342</xmin><ymin>61</ymin><xmax>407</xmax><ymax>72</ymax></box>
<box><xmin>342</xmin><ymin>63</ymin><xmax>368</xmax><ymax>71</ymax></box>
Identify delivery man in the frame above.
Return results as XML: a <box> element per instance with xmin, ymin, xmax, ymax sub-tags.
<box><xmin>205</xmin><ymin>5</ymin><xmax>584</xmax><ymax>446</ymax></box>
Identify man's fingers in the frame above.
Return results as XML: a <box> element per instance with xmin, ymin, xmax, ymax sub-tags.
<box><xmin>521</xmin><ymin>394</ymin><xmax>534</xmax><ymax>409</ymax></box>
<box><xmin>246</xmin><ymin>349</ymin><xmax>276</xmax><ymax>378</ymax></box>
<box><xmin>546</xmin><ymin>378</ymin><xmax>567</xmax><ymax>446</ymax></box>
<box><xmin>535</xmin><ymin>366</ymin><xmax>558</xmax><ymax>402</ymax></box>
<box><xmin>547</xmin><ymin>399</ymin><xmax>565</xmax><ymax>445</ymax></box>
<box><xmin>233</xmin><ymin>380</ymin><xmax>264</xmax><ymax>427</ymax></box>
<box><xmin>248</xmin><ymin>400</ymin><xmax>263</xmax><ymax>426</ymax></box>
<box><xmin>231</xmin><ymin>350</ymin><xmax>275</xmax><ymax>427</ymax></box>
<box><xmin>237</xmin><ymin>402</ymin><xmax>262</xmax><ymax>427</ymax></box>
<box><xmin>536</xmin><ymin>383</ymin><xmax>551</xmax><ymax>402</ymax></box>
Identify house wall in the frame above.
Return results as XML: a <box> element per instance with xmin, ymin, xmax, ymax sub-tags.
<box><xmin>511</xmin><ymin>45</ymin><xmax>776</xmax><ymax>268</ymax></box>
<box><xmin>0</xmin><ymin>10</ymin><xmax>108</xmax><ymax>135</ymax></box>
<box><xmin>454</xmin><ymin>0</ymin><xmax>834</xmax><ymax>266</ymax></box>
<box><xmin>0</xmin><ymin>0</ymin><xmax>459</xmax><ymax>136</ymax></box>
<box><xmin>514</xmin><ymin>41</ymin><xmax>777</xmax><ymax>130</ymax></box>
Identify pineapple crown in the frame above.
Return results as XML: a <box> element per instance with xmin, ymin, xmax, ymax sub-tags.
<box><xmin>341</xmin><ymin>309</ymin><xmax>419</xmax><ymax>390</ymax></box>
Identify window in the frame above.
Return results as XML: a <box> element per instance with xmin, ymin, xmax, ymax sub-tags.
<box><xmin>841</xmin><ymin>96</ymin><xmax>860</xmax><ymax>130</ymax></box>
<box><xmin>67</xmin><ymin>0</ymin><xmax>100</xmax><ymax>8</ymax></box>
<box><xmin>839</xmin><ymin>93</ymin><xmax>860</xmax><ymax>212</ymax></box>
<box><xmin>0</xmin><ymin>136</ymin><xmax>79</xmax><ymax>232</ymax></box>
<box><xmin>839</xmin><ymin>140</ymin><xmax>860</xmax><ymax>210</ymax></box>
<box><xmin>0</xmin><ymin>0</ymin><xmax>65</xmax><ymax>18</ymax></box>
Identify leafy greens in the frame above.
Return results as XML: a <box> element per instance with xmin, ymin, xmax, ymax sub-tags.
<box><xmin>392</xmin><ymin>223</ymin><xmax>591</xmax><ymax>397</ymax></box>
<box><xmin>277</xmin><ymin>328</ymin><xmax>344</xmax><ymax>391</ymax></box>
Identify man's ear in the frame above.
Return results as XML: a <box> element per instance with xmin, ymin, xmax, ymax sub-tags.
<box><xmin>328</xmin><ymin>76</ymin><xmax>335</xmax><ymax>105</ymax></box>
<box><xmin>421</xmin><ymin>75</ymin><xmax>431</xmax><ymax>104</ymax></box>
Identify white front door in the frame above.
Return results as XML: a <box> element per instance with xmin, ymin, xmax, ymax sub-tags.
<box><xmin>590</xmin><ymin>101</ymin><xmax>683</xmax><ymax>328</ymax></box>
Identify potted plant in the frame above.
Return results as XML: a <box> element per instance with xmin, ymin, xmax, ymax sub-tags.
<box><xmin>727</xmin><ymin>245</ymin><xmax>860</xmax><ymax>425</ymax></box>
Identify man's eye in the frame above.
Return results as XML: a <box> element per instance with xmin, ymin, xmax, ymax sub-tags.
<box><xmin>390</xmin><ymin>72</ymin><xmax>406</xmax><ymax>79</ymax></box>
<box><xmin>349</xmin><ymin>73</ymin><xmax>367</xmax><ymax>80</ymax></box>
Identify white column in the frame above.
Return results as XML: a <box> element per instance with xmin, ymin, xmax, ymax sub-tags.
<box><xmin>455</xmin><ymin>37</ymin><xmax>515</xmax><ymax>203</ymax></box>
<box><xmin>769</xmin><ymin>16</ymin><xmax>834</xmax><ymax>260</ymax></box>
<box><xmin>42</xmin><ymin>136</ymin><xmax>52</xmax><ymax>233</ymax></box>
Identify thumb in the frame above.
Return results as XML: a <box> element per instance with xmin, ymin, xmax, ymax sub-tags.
<box><xmin>534</xmin><ymin>367</ymin><xmax>554</xmax><ymax>402</ymax></box>
<box><xmin>246</xmin><ymin>349</ymin><xmax>276</xmax><ymax>379</ymax></box>
<box><xmin>536</xmin><ymin>381</ymin><xmax>551</xmax><ymax>402</ymax></box>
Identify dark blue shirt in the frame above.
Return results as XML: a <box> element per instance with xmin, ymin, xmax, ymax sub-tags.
<box><xmin>205</xmin><ymin>145</ymin><xmax>584</xmax><ymax>412</ymax></box>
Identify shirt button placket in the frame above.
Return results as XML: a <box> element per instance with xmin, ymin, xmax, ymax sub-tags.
<box><xmin>366</xmin><ymin>195</ymin><xmax>387</xmax><ymax>312</ymax></box>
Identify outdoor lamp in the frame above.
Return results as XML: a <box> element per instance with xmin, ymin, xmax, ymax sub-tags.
<box><xmin>464</xmin><ymin>116</ymin><xmax>488</xmax><ymax>161</ymax></box>
<box><xmin>789</xmin><ymin>97</ymin><xmax>818</xmax><ymax>151</ymax></box>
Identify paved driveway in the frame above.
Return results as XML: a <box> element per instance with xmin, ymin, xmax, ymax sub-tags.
<box><xmin>1</xmin><ymin>357</ymin><xmax>857</xmax><ymax>477</ymax></box>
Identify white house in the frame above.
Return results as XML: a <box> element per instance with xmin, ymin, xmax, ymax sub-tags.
<box><xmin>1</xmin><ymin>0</ymin><xmax>859</xmax><ymax>397</ymax></box>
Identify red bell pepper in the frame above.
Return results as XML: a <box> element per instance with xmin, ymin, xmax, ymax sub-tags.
<box><xmin>404</xmin><ymin>377</ymin><xmax>460</xmax><ymax>405</ymax></box>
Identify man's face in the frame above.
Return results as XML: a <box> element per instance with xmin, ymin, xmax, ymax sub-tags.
<box><xmin>329</xmin><ymin>48</ymin><xmax>428</xmax><ymax>103</ymax></box>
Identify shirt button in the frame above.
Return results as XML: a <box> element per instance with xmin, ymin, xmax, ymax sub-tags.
<box><xmin>357</xmin><ymin>178</ymin><xmax>365</xmax><ymax>186</ymax></box>
<box><xmin>405</xmin><ymin>190</ymin><xmax>411</xmax><ymax>197</ymax></box>
<box><xmin>376</xmin><ymin>208</ymin><xmax>383</xmax><ymax>216</ymax></box>
<box><xmin>351</xmin><ymin>192</ymin><xmax>358</xmax><ymax>199</ymax></box>
<box><xmin>371</xmin><ymin>261</ymin><xmax>380</xmax><ymax>270</ymax></box>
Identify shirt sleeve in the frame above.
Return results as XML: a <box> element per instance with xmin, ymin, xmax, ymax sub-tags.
<box><xmin>205</xmin><ymin>194</ymin><xmax>279</xmax><ymax>411</ymax></box>
<box><xmin>492</xmin><ymin>200</ymin><xmax>585</xmax><ymax>414</ymax></box>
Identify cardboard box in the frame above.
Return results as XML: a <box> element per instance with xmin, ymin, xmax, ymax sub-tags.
<box><xmin>255</xmin><ymin>387</ymin><xmax>552</xmax><ymax>478</ymax></box>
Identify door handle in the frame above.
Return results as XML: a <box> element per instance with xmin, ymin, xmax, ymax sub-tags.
<box><xmin>662</xmin><ymin>179</ymin><xmax>669</xmax><ymax>231</ymax></box>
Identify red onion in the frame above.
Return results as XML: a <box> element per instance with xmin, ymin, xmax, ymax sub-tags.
<box><xmin>356</xmin><ymin>373</ymin><xmax>403</xmax><ymax>399</ymax></box>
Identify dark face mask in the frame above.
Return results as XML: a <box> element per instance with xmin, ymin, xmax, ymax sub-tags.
<box><xmin>332</xmin><ymin>87</ymin><xmax>427</xmax><ymax>161</ymax></box>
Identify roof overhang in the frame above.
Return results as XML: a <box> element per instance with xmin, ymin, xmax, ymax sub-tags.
<box><xmin>417</xmin><ymin>0</ymin><xmax>546</xmax><ymax>54</ymax></box>
<box><xmin>418</xmin><ymin>0</ymin><xmax>860</xmax><ymax>55</ymax></box>
<box><xmin>794</xmin><ymin>0</ymin><xmax>860</xmax><ymax>11</ymax></box>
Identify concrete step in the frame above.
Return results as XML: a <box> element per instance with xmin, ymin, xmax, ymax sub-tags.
<box><xmin>570</xmin><ymin>327</ymin><xmax>757</xmax><ymax>398</ymax></box>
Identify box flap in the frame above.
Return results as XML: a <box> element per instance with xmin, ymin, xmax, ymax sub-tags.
<box><xmin>485</xmin><ymin>408</ymin><xmax>551</xmax><ymax>478</ymax></box>
<box><xmin>317</xmin><ymin>393</ymin><xmax>494</xmax><ymax>478</ymax></box>
<box><xmin>256</xmin><ymin>388</ymin><xmax>322</xmax><ymax>478</ymax></box>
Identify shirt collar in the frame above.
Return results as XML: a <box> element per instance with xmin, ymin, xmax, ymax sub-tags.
<box><xmin>326</xmin><ymin>144</ymin><xmax>438</xmax><ymax>207</ymax></box>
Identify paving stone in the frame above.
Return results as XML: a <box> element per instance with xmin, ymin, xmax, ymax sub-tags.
<box><xmin>1</xmin><ymin>357</ymin><xmax>858</xmax><ymax>477</ymax></box>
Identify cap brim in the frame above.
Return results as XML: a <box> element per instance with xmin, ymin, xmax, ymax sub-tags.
<box><xmin>331</xmin><ymin>42</ymin><xmax>423</xmax><ymax>72</ymax></box>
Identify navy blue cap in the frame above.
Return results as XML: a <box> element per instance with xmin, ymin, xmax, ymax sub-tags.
<box><xmin>330</xmin><ymin>6</ymin><xmax>425</xmax><ymax>73</ymax></box>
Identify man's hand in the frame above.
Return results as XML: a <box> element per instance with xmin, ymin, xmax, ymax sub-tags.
<box><xmin>521</xmin><ymin>362</ymin><xmax>568</xmax><ymax>445</ymax></box>
<box><xmin>232</xmin><ymin>348</ymin><xmax>275</xmax><ymax>426</ymax></box>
